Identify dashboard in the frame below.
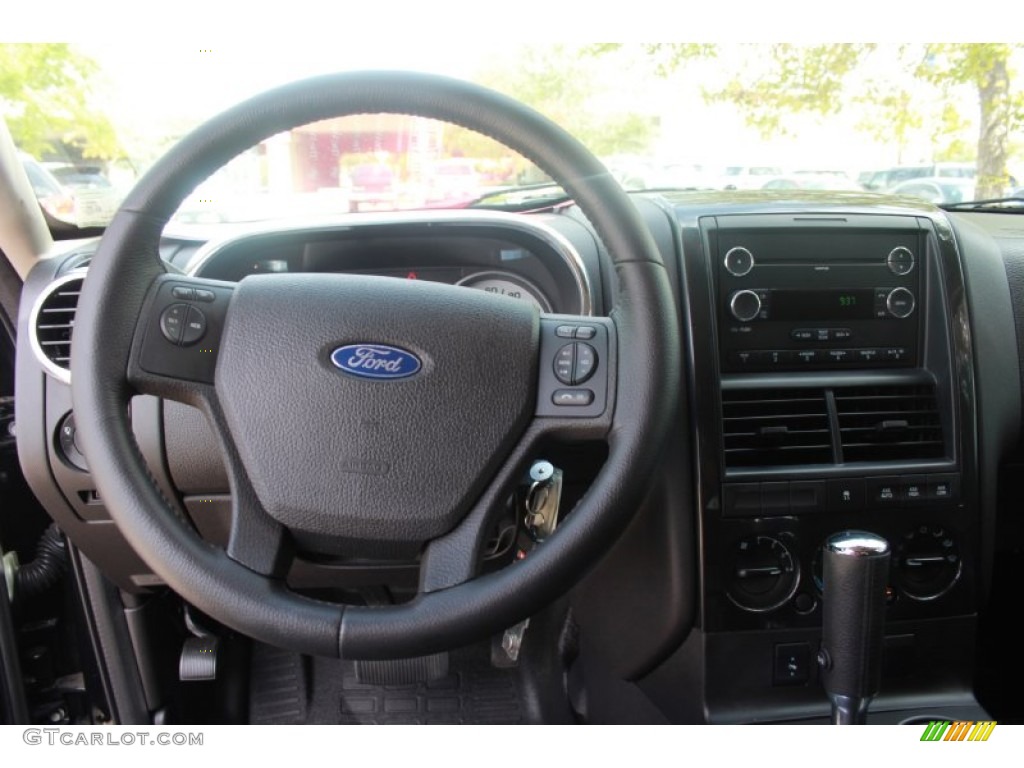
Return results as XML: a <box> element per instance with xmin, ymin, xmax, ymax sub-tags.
<box><xmin>12</xmin><ymin>191</ymin><xmax>1024</xmax><ymax>724</ymax></box>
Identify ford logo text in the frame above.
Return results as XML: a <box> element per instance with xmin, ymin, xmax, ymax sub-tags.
<box><xmin>330</xmin><ymin>344</ymin><xmax>422</xmax><ymax>380</ymax></box>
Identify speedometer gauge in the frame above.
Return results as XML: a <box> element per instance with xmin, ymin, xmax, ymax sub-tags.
<box><xmin>456</xmin><ymin>271</ymin><xmax>552</xmax><ymax>312</ymax></box>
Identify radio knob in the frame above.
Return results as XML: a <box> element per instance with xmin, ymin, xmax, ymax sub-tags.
<box><xmin>887</xmin><ymin>247</ymin><xmax>915</xmax><ymax>276</ymax></box>
<box><xmin>730</xmin><ymin>290</ymin><xmax>762</xmax><ymax>322</ymax></box>
<box><xmin>724</xmin><ymin>247</ymin><xmax>755</xmax><ymax>277</ymax></box>
<box><xmin>886</xmin><ymin>287</ymin><xmax>916</xmax><ymax>319</ymax></box>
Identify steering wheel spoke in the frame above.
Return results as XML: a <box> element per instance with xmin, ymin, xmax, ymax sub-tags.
<box><xmin>126</xmin><ymin>274</ymin><xmax>235</xmax><ymax>404</ymax></box>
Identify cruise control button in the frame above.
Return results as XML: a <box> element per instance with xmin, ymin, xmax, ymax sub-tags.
<box><xmin>574</xmin><ymin>343</ymin><xmax>598</xmax><ymax>384</ymax></box>
<box><xmin>574</xmin><ymin>326</ymin><xmax>596</xmax><ymax>340</ymax></box>
<box><xmin>194</xmin><ymin>288</ymin><xmax>216</xmax><ymax>303</ymax></box>
<box><xmin>555</xmin><ymin>325</ymin><xmax>576</xmax><ymax>338</ymax></box>
<box><xmin>553</xmin><ymin>344</ymin><xmax>575</xmax><ymax>385</ymax></box>
<box><xmin>159</xmin><ymin>303</ymin><xmax>187</xmax><ymax>344</ymax></box>
<box><xmin>180</xmin><ymin>306</ymin><xmax>207</xmax><ymax>346</ymax></box>
<box><xmin>552</xmin><ymin>389</ymin><xmax>594</xmax><ymax>407</ymax></box>
<box><xmin>172</xmin><ymin>286</ymin><xmax>196</xmax><ymax>300</ymax></box>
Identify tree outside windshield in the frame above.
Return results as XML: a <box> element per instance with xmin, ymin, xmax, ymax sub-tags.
<box><xmin>2</xmin><ymin>42</ymin><xmax>1021</xmax><ymax>228</ymax></box>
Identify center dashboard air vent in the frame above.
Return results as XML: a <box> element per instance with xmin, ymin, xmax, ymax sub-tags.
<box><xmin>835</xmin><ymin>384</ymin><xmax>945</xmax><ymax>463</ymax></box>
<box><xmin>31</xmin><ymin>273</ymin><xmax>84</xmax><ymax>383</ymax></box>
<box><xmin>722</xmin><ymin>388</ymin><xmax>833</xmax><ymax>468</ymax></box>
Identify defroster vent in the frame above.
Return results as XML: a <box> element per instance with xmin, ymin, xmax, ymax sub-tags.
<box><xmin>835</xmin><ymin>384</ymin><xmax>945</xmax><ymax>463</ymax></box>
<box><xmin>722</xmin><ymin>388</ymin><xmax>833</xmax><ymax>468</ymax></box>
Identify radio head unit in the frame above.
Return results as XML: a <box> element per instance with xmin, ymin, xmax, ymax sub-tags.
<box><xmin>714</xmin><ymin>222</ymin><xmax>923</xmax><ymax>373</ymax></box>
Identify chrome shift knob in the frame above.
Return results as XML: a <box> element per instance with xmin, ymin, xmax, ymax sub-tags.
<box><xmin>819</xmin><ymin>530</ymin><xmax>891</xmax><ymax>725</ymax></box>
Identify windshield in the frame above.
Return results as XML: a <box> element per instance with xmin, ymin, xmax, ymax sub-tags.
<box><xmin>3</xmin><ymin>38</ymin><xmax>1022</xmax><ymax>229</ymax></box>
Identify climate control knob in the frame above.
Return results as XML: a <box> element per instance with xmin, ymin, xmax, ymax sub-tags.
<box><xmin>886</xmin><ymin>287</ymin><xmax>916</xmax><ymax>319</ymax></box>
<box><xmin>729</xmin><ymin>290</ymin><xmax>762</xmax><ymax>322</ymax></box>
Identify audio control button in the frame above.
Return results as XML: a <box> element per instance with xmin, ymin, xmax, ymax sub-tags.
<box><xmin>724</xmin><ymin>247</ymin><xmax>754</xmax><ymax>277</ymax></box>
<box><xmin>885</xmin><ymin>347</ymin><xmax>909</xmax><ymax>363</ymax></box>
<box><xmin>856</xmin><ymin>348</ymin><xmax>882</xmax><ymax>364</ymax></box>
<box><xmin>762</xmin><ymin>350</ymin><xmax>787</xmax><ymax>366</ymax></box>
<box><xmin>731</xmin><ymin>350</ymin><xmax>758</xmax><ymax>366</ymax></box>
<box><xmin>826</xmin><ymin>349</ymin><xmax>852</xmax><ymax>363</ymax></box>
<box><xmin>831</xmin><ymin>328</ymin><xmax>853</xmax><ymax>341</ymax></box>
<box><xmin>814</xmin><ymin>328</ymin><xmax>831</xmax><ymax>342</ymax></box>
<box><xmin>729</xmin><ymin>290</ymin><xmax>762</xmax><ymax>323</ymax></box>
<box><xmin>886</xmin><ymin>287</ymin><xmax>916</xmax><ymax>319</ymax></box>
<box><xmin>791</xmin><ymin>328</ymin><xmax>815</xmax><ymax>342</ymax></box>
<box><xmin>887</xmin><ymin>247</ymin><xmax>915</xmax><ymax>276</ymax></box>
<box><xmin>794</xmin><ymin>350</ymin><xmax>821</xmax><ymax>364</ymax></box>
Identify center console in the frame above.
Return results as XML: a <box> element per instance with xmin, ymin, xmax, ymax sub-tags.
<box><xmin>677</xmin><ymin>208</ymin><xmax>980</xmax><ymax>723</ymax></box>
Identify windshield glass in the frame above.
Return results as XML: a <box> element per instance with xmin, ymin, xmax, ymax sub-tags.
<box><xmin>3</xmin><ymin>35</ymin><xmax>1022</xmax><ymax>229</ymax></box>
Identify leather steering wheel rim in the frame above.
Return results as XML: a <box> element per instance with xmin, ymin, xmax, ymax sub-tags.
<box><xmin>71</xmin><ymin>71</ymin><xmax>680</xmax><ymax>658</ymax></box>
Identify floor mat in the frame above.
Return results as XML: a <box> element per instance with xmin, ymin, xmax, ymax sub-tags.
<box><xmin>249</xmin><ymin>643</ymin><xmax>525</xmax><ymax>724</ymax></box>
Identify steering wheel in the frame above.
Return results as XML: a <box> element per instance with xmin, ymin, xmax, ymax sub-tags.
<box><xmin>71</xmin><ymin>71</ymin><xmax>679</xmax><ymax>659</ymax></box>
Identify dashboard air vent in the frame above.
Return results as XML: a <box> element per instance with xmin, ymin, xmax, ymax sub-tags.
<box><xmin>722</xmin><ymin>388</ymin><xmax>833</xmax><ymax>468</ymax></box>
<box><xmin>32</xmin><ymin>274</ymin><xmax>84</xmax><ymax>381</ymax></box>
<box><xmin>835</xmin><ymin>384</ymin><xmax>945</xmax><ymax>463</ymax></box>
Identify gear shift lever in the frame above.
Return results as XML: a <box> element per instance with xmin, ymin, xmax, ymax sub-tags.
<box><xmin>818</xmin><ymin>530</ymin><xmax>891</xmax><ymax>725</ymax></box>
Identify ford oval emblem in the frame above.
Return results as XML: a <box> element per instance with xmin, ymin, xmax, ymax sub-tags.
<box><xmin>330</xmin><ymin>344</ymin><xmax>422</xmax><ymax>380</ymax></box>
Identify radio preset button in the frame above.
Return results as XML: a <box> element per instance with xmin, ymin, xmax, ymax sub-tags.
<box><xmin>885</xmin><ymin>347</ymin><xmax>909</xmax><ymax>362</ymax></box>
<box><xmin>731</xmin><ymin>350</ymin><xmax>758</xmax><ymax>366</ymax></box>
<box><xmin>856</xmin><ymin>348</ymin><xmax>882</xmax><ymax>364</ymax></box>
<box><xmin>826</xmin><ymin>349</ymin><xmax>851</xmax><ymax>363</ymax></box>
<box><xmin>724</xmin><ymin>247</ymin><xmax>755</xmax><ymax>277</ymax></box>
<box><xmin>794</xmin><ymin>350</ymin><xmax>821</xmax><ymax>364</ymax></box>
<box><xmin>729</xmin><ymin>290</ymin><xmax>762</xmax><ymax>322</ymax></box>
<box><xmin>887</xmin><ymin>246</ymin><xmax>916</xmax><ymax>276</ymax></box>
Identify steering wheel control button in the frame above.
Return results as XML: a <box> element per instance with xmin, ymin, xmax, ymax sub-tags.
<box><xmin>574</xmin><ymin>343</ymin><xmax>598</xmax><ymax>384</ymax></box>
<box><xmin>886</xmin><ymin>287</ymin><xmax>916</xmax><ymax>319</ymax></box>
<box><xmin>555</xmin><ymin>325</ymin><xmax>576</xmax><ymax>338</ymax></box>
<box><xmin>723</xmin><ymin>246</ymin><xmax>754</xmax><ymax>277</ymax></box>
<box><xmin>575</xmin><ymin>326</ymin><xmax>597</xmax><ymax>340</ymax></box>
<box><xmin>172</xmin><ymin>286</ymin><xmax>196</xmax><ymax>300</ymax></box>
<box><xmin>180</xmin><ymin>306</ymin><xmax>208</xmax><ymax>346</ymax></box>
<box><xmin>553</xmin><ymin>344</ymin><xmax>575</xmax><ymax>384</ymax></box>
<box><xmin>194</xmin><ymin>289</ymin><xmax>216</xmax><ymax>302</ymax></box>
<box><xmin>160</xmin><ymin>303</ymin><xmax>188</xmax><ymax>344</ymax></box>
<box><xmin>887</xmin><ymin>246</ymin><xmax>915</xmax><ymax>276</ymax></box>
<box><xmin>827</xmin><ymin>478</ymin><xmax>865</xmax><ymax>512</ymax></box>
<box><xmin>552</xmin><ymin>389</ymin><xmax>594</xmax><ymax>407</ymax></box>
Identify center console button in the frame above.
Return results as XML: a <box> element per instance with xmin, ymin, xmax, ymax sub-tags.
<box><xmin>867</xmin><ymin>476</ymin><xmax>901</xmax><ymax>505</ymax></box>
<box><xmin>794</xmin><ymin>350</ymin><xmax>821</xmax><ymax>364</ymax></box>
<box><xmin>791</xmin><ymin>328</ymin><xmax>814</xmax><ymax>341</ymax></box>
<box><xmin>827</xmin><ymin>478</ymin><xmax>865</xmax><ymax>512</ymax></box>
<box><xmin>856</xmin><ymin>348</ymin><xmax>882</xmax><ymax>364</ymax></box>
<box><xmin>901</xmin><ymin>475</ymin><xmax>928</xmax><ymax>503</ymax></box>
<box><xmin>831</xmin><ymin>328</ymin><xmax>853</xmax><ymax>341</ymax></box>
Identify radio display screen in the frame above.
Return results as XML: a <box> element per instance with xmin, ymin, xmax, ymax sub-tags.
<box><xmin>770</xmin><ymin>289</ymin><xmax>876</xmax><ymax>321</ymax></box>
